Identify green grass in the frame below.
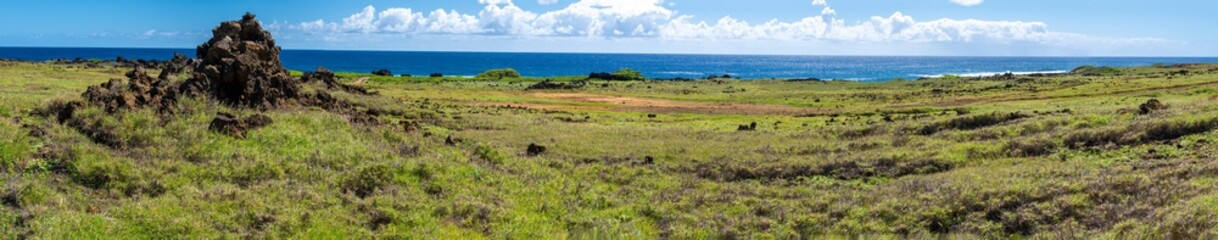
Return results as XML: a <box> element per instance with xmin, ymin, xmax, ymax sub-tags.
<box><xmin>3</xmin><ymin>60</ymin><xmax>1218</xmax><ymax>238</ymax></box>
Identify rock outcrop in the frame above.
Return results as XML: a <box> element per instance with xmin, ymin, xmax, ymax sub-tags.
<box><xmin>82</xmin><ymin>66</ymin><xmax>179</xmax><ymax>113</ymax></box>
<box><xmin>158</xmin><ymin>53</ymin><xmax>198</xmax><ymax>80</ymax></box>
<box><xmin>302</xmin><ymin>66</ymin><xmax>372</xmax><ymax>95</ymax></box>
<box><xmin>181</xmin><ymin>13</ymin><xmax>301</xmax><ymax>109</ymax></box>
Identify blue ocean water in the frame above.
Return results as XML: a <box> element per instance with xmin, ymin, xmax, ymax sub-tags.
<box><xmin>2</xmin><ymin>47</ymin><xmax>1216</xmax><ymax>81</ymax></box>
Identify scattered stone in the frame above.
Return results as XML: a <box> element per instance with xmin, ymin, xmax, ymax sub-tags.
<box><xmin>737</xmin><ymin>122</ymin><xmax>758</xmax><ymax>131</ymax></box>
<box><xmin>82</xmin><ymin>66</ymin><xmax>179</xmax><ymax>113</ymax></box>
<box><xmin>158</xmin><ymin>53</ymin><xmax>198</xmax><ymax>80</ymax></box>
<box><xmin>1138</xmin><ymin>99</ymin><xmax>1167</xmax><ymax>115</ymax></box>
<box><xmin>526</xmin><ymin>143</ymin><xmax>547</xmax><ymax>156</ymax></box>
<box><xmin>526</xmin><ymin>80</ymin><xmax>584</xmax><ymax>90</ymax></box>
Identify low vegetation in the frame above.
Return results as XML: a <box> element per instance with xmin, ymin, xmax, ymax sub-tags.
<box><xmin>3</xmin><ymin>18</ymin><xmax>1218</xmax><ymax>238</ymax></box>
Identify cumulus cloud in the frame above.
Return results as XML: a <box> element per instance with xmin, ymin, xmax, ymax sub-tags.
<box><xmin>950</xmin><ymin>0</ymin><xmax>984</xmax><ymax>7</ymax></box>
<box><xmin>538</xmin><ymin>0</ymin><xmax>559</xmax><ymax>5</ymax></box>
<box><xmin>276</xmin><ymin>0</ymin><xmax>1165</xmax><ymax>50</ymax></box>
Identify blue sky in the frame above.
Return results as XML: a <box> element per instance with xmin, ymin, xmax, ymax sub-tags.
<box><xmin>1</xmin><ymin>0</ymin><xmax>1214</xmax><ymax>56</ymax></box>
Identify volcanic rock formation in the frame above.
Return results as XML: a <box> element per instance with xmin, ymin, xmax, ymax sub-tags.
<box><xmin>180</xmin><ymin>13</ymin><xmax>301</xmax><ymax>109</ymax></box>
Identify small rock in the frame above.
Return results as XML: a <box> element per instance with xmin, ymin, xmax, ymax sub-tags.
<box><xmin>526</xmin><ymin>143</ymin><xmax>547</xmax><ymax>157</ymax></box>
<box><xmin>1138</xmin><ymin>99</ymin><xmax>1167</xmax><ymax>115</ymax></box>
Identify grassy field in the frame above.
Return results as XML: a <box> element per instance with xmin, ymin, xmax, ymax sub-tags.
<box><xmin>3</xmin><ymin>60</ymin><xmax>1218</xmax><ymax>238</ymax></box>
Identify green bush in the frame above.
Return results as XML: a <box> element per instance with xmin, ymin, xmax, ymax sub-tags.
<box><xmin>613</xmin><ymin>68</ymin><xmax>644</xmax><ymax>80</ymax></box>
<box><xmin>476</xmin><ymin>68</ymin><xmax>522</xmax><ymax>79</ymax></box>
<box><xmin>342</xmin><ymin>165</ymin><xmax>395</xmax><ymax>198</ymax></box>
<box><xmin>474</xmin><ymin>144</ymin><xmax>505</xmax><ymax>165</ymax></box>
<box><xmin>589</xmin><ymin>68</ymin><xmax>646</xmax><ymax>80</ymax></box>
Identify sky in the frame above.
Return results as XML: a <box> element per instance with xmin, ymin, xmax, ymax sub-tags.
<box><xmin>0</xmin><ymin>0</ymin><xmax>1215</xmax><ymax>56</ymax></box>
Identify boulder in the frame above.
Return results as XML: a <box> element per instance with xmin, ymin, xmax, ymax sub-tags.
<box><xmin>209</xmin><ymin>112</ymin><xmax>274</xmax><ymax>138</ymax></box>
<box><xmin>526</xmin><ymin>143</ymin><xmax>547</xmax><ymax>156</ymax></box>
<box><xmin>1138</xmin><ymin>99</ymin><xmax>1167</xmax><ymax>115</ymax></box>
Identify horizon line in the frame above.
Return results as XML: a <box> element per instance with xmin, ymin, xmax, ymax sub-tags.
<box><xmin>3</xmin><ymin>45</ymin><xmax>1218</xmax><ymax>59</ymax></box>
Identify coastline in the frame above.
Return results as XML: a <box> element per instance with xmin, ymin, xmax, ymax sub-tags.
<box><xmin>3</xmin><ymin>47</ymin><xmax>1217</xmax><ymax>80</ymax></box>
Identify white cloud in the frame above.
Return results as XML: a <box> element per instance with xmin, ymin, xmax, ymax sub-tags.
<box><xmin>538</xmin><ymin>0</ymin><xmax>559</xmax><ymax>5</ymax></box>
<box><xmin>820</xmin><ymin>7</ymin><xmax>836</xmax><ymax>16</ymax></box>
<box><xmin>275</xmin><ymin>0</ymin><xmax>1168</xmax><ymax>53</ymax></box>
<box><xmin>950</xmin><ymin>0</ymin><xmax>984</xmax><ymax>7</ymax></box>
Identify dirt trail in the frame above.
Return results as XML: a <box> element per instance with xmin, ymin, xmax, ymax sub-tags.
<box><xmin>480</xmin><ymin>92</ymin><xmax>819</xmax><ymax>115</ymax></box>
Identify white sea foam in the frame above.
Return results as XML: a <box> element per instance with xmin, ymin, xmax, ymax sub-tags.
<box><xmin>656</xmin><ymin>71</ymin><xmax>706</xmax><ymax>75</ymax></box>
<box><xmin>913</xmin><ymin>70</ymin><xmax>1069</xmax><ymax>79</ymax></box>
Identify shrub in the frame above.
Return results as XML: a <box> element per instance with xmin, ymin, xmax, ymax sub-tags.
<box><xmin>1006</xmin><ymin>137</ymin><xmax>1058</xmax><ymax>157</ymax></box>
<box><xmin>429</xmin><ymin>73</ymin><xmax>443</xmax><ymax>78</ymax></box>
<box><xmin>919</xmin><ymin>112</ymin><xmax>1031</xmax><ymax>135</ymax></box>
<box><xmin>1065</xmin><ymin>118</ymin><xmax>1218</xmax><ymax>149</ymax></box>
<box><xmin>474</xmin><ymin>144</ymin><xmax>505</xmax><ymax>165</ymax></box>
<box><xmin>475</xmin><ymin>68</ymin><xmax>521</xmax><ymax>79</ymax></box>
<box><xmin>1136</xmin><ymin>118</ymin><xmax>1218</xmax><ymax>142</ymax></box>
<box><xmin>342</xmin><ymin>165</ymin><xmax>395</xmax><ymax>198</ymax></box>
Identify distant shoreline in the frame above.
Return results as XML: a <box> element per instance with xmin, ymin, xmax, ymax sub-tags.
<box><xmin>3</xmin><ymin>47</ymin><xmax>1217</xmax><ymax>81</ymax></box>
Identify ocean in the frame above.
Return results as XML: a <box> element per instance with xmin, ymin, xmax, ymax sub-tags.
<box><xmin>2</xmin><ymin>47</ymin><xmax>1216</xmax><ymax>81</ymax></box>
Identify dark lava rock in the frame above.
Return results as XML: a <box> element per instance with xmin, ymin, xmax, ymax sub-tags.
<box><xmin>302</xmin><ymin>66</ymin><xmax>337</xmax><ymax>85</ymax></box>
<box><xmin>1138</xmin><ymin>99</ymin><xmax>1168</xmax><ymax>115</ymax></box>
<box><xmin>302</xmin><ymin>66</ymin><xmax>371</xmax><ymax>95</ymax></box>
<box><xmin>526</xmin><ymin>143</ymin><xmax>547</xmax><ymax>157</ymax></box>
<box><xmin>527</xmin><ymin>80</ymin><xmax>584</xmax><ymax>90</ymax></box>
<box><xmin>82</xmin><ymin>65</ymin><xmax>179</xmax><ymax>113</ymax></box>
<box><xmin>158</xmin><ymin>53</ymin><xmax>198</xmax><ymax>80</ymax></box>
<box><xmin>209</xmin><ymin>112</ymin><xmax>274</xmax><ymax>138</ymax></box>
<box><xmin>737</xmin><ymin>122</ymin><xmax>758</xmax><ymax>131</ymax></box>
<box><xmin>209</xmin><ymin>112</ymin><xmax>245</xmax><ymax>137</ymax></box>
<box><xmin>180</xmin><ymin>12</ymin><xmax>301</xmax><ymax>109</ymax></box>
<box><xmin>372</xmin><ymin>69</ymin><xmax>393</xmax><ymax>76</ymax></box>
<box><xmin>445</xmin><ymin>135</ymin><xmax>462</xmax><ymax>145</ymax></box>
<box><xmin>244</xmin><ymin>113</ymin><xmax>273</xmax><ymax>128</ymax></box>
